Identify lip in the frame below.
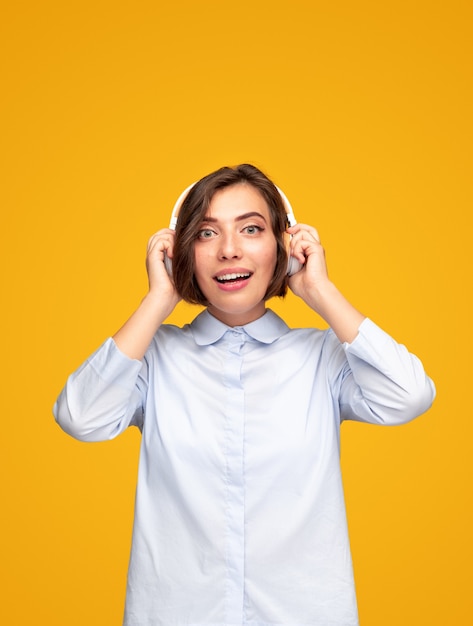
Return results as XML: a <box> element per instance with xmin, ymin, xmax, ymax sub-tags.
<box><xmin>213</xmin><ymin>267</ymin><xmax>253</xmax><ymax>292</ymax></box>
<box><xmin>214</xmin><ymin>267</ymin><xmax>253</xmax><ymax>278</ymax></box>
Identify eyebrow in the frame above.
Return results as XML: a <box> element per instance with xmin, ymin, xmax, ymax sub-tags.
<box><xmin>201</xmin><ymin>212</ymin><xmax>268</xmax><ymax>224</ymax></box>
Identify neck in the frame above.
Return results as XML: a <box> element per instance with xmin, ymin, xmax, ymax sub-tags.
<box><xmin>206</xmin><ymin>305</ymin><xmax>267</xmax><ymax>327</ymax></box>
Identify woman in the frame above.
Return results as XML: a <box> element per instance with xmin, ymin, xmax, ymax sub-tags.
<box><xmin>54</xmin><ymin>163</ymin><xmax>435</xmax><ymax>626</ymax></box>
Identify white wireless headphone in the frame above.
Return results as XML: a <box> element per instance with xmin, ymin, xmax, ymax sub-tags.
<box><xmin>164</xmin><ymin>182</ymin><xmax>303</xmax><ymax>276</ymax></box>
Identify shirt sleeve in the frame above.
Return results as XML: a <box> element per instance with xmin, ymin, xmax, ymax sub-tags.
<box><xmin>53</xmin><ymin>338</ymin><xmax>147</xmax><ymax>442</ymax></box>
<box><xmin>337</xmin><ymin>318</ymin><xmax>436</xmax><ymax>425</ymax></box>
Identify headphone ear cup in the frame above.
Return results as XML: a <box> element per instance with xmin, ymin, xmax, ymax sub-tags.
<box><xmin>164</xmin><ymin>252</ymin><xmax>173</xmax><ymax>276</ymax></box>
<box><xmin>287</xmin><ymin>255</ymin><xmax>303</xmax><ymax>276</ymax></box>
<box><xmin>284</xmin><ymin>232</ymin><xmax>303</xmax><ymax>276</ymax></box>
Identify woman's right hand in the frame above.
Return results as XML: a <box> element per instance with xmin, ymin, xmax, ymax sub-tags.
<box><xmin>146</xmin><ymin>228</ymin><xmax>181</xmax><ymax>308</ymax></box>
<box><xmin>112</xmin><ymin>229</ymin><xmax>181</xmax><ymax>360</ymax></box>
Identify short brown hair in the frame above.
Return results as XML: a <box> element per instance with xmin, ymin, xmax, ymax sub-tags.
<box><xmin>172</xmin><ymin>164</ymin><xmax>289</xmax><ymax>305</ymax></box>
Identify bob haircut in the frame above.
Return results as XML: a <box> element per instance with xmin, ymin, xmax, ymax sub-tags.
<box><xmin>172</xmin><ymin>163</ymin><xmax>289</xmax><ymax>306</ymax></box>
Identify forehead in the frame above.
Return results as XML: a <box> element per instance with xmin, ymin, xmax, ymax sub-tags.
<box><xmin>206</xmin><ymin>184</ymin><xmax>271</xmax><ymax>220</ymax></box>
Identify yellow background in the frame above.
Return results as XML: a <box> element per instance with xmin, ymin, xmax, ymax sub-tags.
<box><xmin>1</xmin><ymin>1</ymin><xmax>471</xmax><ymax>624</ymax></box>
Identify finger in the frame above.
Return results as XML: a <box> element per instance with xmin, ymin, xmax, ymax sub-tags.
<box><xmin>290</xmin><ymin>231</ymin><xmax>321</xmax><ymax>247</ymax></box>
<box><xmin>287</xmin><ymin>223</ymin><xmax>321</xmax><ymax>243</ymax></box>
<box><xmin>293</xmin><ymin>242</ymin><xmax>321</xmax><ymax>265</ymax></box>
<box><xmin>147</xmin><ymin>229</ymin><xmax>174</xmax><ymax>249</ymax></box>
<box><xmin>289</xmin><ymin>230</ymin><xmax>322</xmax><ymax>255</ymax></box>
<box><xmin>147</xmin><ymin>230</ymin><xmax>176</xmax><ymax>256</ymax></box>
<box><xmin>290</xmin><ymin>233</ymin><xmax>324</xmax><ymax>264</ymax></box>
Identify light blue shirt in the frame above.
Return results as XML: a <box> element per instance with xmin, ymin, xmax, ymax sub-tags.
<box><xmin>54</xmin><ymin>309</ymin><xmax>435</xmax><ymax>626</ymax></box>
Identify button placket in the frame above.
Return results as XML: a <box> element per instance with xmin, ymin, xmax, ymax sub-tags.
<box><xmin>222</xmin><ymin>329</ymin><xmax>246</xmax><ymax>623</ymax></box>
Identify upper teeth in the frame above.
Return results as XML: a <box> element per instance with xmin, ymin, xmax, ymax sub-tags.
<box><xmin>217</xmin><ymin>273</ymin><xmax>250</xmax><ymax>282</ymax></box>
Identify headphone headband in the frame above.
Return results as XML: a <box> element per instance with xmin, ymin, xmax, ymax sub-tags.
<box><xmin>165</xmin><ymin>180</ymin><xmax>302</xmax><ymax>276</ymax></box>
<box><xmin>168</xmin><ymin>182</ymin><xmax>297</xmax><ymax>231</ymax></box>
<box><xmin>169</xmin><ymin>182</ymin><xmax>196</xmax><ymax>230</ymax></box>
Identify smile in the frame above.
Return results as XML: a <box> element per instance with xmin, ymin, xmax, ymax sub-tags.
<box><xmin>215</xmin><ymin>272</ymin><xmax>252</xmax><ymax>283</ymax></box>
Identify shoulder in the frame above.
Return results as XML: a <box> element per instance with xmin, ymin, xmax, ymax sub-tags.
<box><xmin>279</xmin><ymin>323</ymin><xmax>340</xmax><ymax>351</ymax></box>
<box><xmin>268</xmin><ymin>317</ymin><xmax>346</xmax><ymax>373</ymax></box>
<box><xmin>274</xmin><ymin>319</ymin><xmax>351</xmax><ymax>382</ymax></box>
<box><xmin>146</xmin><ymin>322</ymin><xmax>194</xmax><ymax>357</ymax></box>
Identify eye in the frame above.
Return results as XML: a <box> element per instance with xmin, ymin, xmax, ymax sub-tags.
<box><xmin>243</xmin><ymin>225</ymin><xmax>264</xmax><ymax>235</ymax></box>
<box><xmin>197</xmin><ymin>228</ymin><xmax>216</xmax><ymax>239</ymax></box>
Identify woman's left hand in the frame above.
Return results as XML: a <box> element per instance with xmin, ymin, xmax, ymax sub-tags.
<box><xmin>287</xmin><ymin>223</ymin><xmax>366</xmax><ymax>343</ymax></box>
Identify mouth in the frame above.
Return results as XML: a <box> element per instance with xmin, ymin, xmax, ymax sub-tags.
<box><xmin>214</xmin><ymin>272</ymin><xmax>252</xmax><ymax>284</ymax></box>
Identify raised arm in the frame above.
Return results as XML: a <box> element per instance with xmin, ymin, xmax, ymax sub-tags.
<box><xmin>287</xmin><ymin>224</ymin><xmax>365</xmax><ymax>343</ymax></box>
<box><xmin>288</xmin><ymin>224</ymin><xmax>435</xmax><ymax>424</ymax></box>
<box><xmin>54</xmin><ymin>228</ymin><xmax>181</xmax><ymax>441</ymax></box>
<box><xmin>112</xmin><ymin>228</ymin><xmax>181</xmax><ymax>359</ymax></box>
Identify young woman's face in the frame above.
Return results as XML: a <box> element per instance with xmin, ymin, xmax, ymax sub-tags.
<box><xmin>194</xmin><ymin>184</ymin><xmax>278</xmax><ymax>326</ymax></box>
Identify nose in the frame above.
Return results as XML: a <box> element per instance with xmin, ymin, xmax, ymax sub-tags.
<box><xmin>218</xmin><ymin>231</ymin><xmax>242</xmax><ymax>260</ymax></box>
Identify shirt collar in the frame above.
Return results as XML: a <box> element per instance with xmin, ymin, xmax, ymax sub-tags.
<box><xmin>190</xmin><ymin>308</ymin><xmax>291</xmax><ymax>346</ymax></box>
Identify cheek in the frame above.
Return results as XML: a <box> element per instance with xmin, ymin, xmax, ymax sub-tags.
<box><xmin>262</xmin><ymin>241</ymin><xmax>278</xmax><ymax>272</ymax></box>
<box><xmin>194</xmin><ymin>243</ymin><xmax>206</xmax><ymax>264</ymax></box>
<box><xmin>193</xmin><ymin>247</ymin><xmax>212</xmax><ymax>283</ymax></box>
